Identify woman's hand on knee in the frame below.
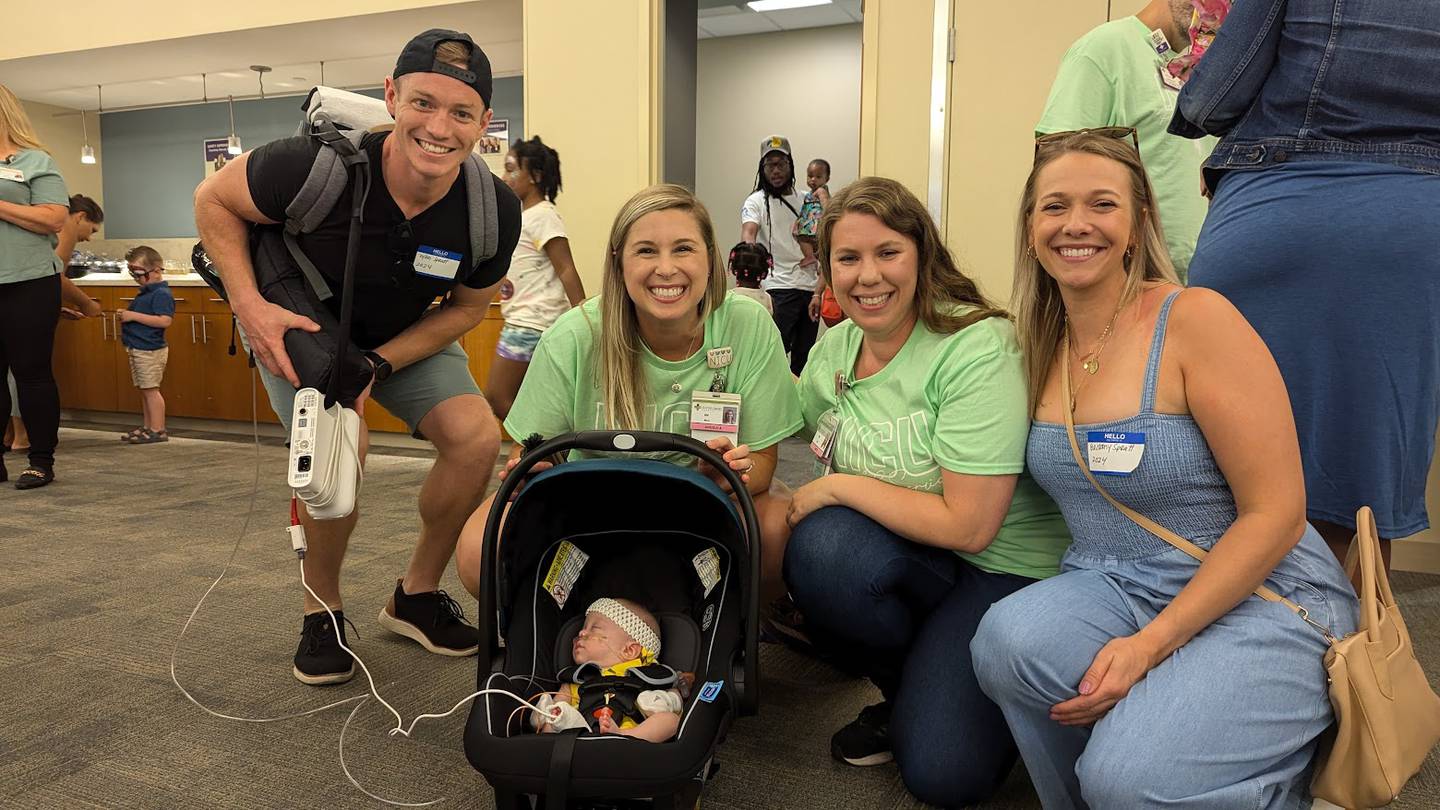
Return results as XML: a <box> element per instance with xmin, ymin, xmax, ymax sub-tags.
<box><xmin>787</xmin><ymin>477</ymin><xmax>840</xmax><ymax>527</ymax></box>
<box><xmin>1049</xmin><ymin>634</ymin><xmax>1164</xmax><ymax>726</ymax></box>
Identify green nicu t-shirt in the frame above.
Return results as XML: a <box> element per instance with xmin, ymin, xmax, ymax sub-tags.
<box><xmin>1036</xmin><ymin>16</ymin><xmax>1216</xmax><ymax>278</ymax></box>
<box><xmin>798</xmin><ymin>315</ymin><xmax>1071</xmax><ymax>580</ymax></box>
<box><xmin>0</xmin><ymin>149</ymin><xmax>68</xmax><ymax>285</ymax></box>
<box><xmin>504</xmin><ymin>291</ymin><xmax>804</xmax><ymax>465</ymax></box>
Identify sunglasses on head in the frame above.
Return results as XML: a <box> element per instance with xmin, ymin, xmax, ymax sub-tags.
<box><xmin>1034</xmin><ymin>126</ymin><xmax>1141</xmax><ymax>157</ymax></box>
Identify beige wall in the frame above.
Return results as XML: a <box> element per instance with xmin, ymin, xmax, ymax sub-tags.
<box><xmin>696</xmin><ymin>24</ymin><xmax>861</xmax><ymax>254</ymax></box>
<box><xmin>943</xmin><ymin>1</ymin><xmax>1111</xmax><ymax>300</ymax></box>
<box><xmin>20</xmin><ymin>99</ymin><xmax>105</xmax><ymax>238</ymax></box>
<box><xmin>0</xmin><ymin>0</ymin><xmax>465</xmax><ymax>61</ymax></box>
<box><xmin>857</xmin><ymin>1</ymin><xmax>935</xmax><ymax>202</ymax></box>
<box><xmin>523</xmin><ymin>0</ymin><xmax>660</xmax><ymax>295</ymax></box>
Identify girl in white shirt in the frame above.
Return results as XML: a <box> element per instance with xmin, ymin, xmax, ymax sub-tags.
<box><xmin>487</xmin><ymin>136</ymin><xmax>586</xmax><ymax>418</ymax></box>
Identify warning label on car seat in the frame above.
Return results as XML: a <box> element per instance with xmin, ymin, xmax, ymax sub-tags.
<box><xmin>543</xmin><ymin>541</ymin><xmax>589</xmax><ymax>609</ymax></box>
<box><xmin>692</xmin><ymin>548</ymin><xmax>722</xmax><ymax>598</ymax></box>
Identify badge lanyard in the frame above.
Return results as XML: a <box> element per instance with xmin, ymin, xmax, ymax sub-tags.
<box><xmin>810</xmin><ymin>370</ymin><xmax>850</xmax><ymax>476</ymax></box>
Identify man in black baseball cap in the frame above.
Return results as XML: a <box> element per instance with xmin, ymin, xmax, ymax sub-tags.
<box><xmin>393</xmin><ymin>28</ymin><xmax>493</xmax><ymax>107</ymax></box>
<box><xmin>194</xmin><ymin>29</ymin><xmax>521</xmax><ymax>686</ymax></box>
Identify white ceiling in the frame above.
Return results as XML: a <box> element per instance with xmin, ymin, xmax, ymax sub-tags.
<box><xmin>0</xmin><ymin>0</ymin><xmax>862</xmax><ymax>112</ymax></box>
<box><xmin>0</xmin><ymin>1</ymin><xmax>522</xmax><ymax>111</ymax></box>
<box><xmin>698</xmin><ymin>0</ymin><xmax>862</xmax><ymax>38</ymax></box>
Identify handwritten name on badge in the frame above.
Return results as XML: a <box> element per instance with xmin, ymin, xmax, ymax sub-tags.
<box><xmin>1086</xmin><ymin>431</ymin><xmax>1145</xmax><ymax>476</ymax></box>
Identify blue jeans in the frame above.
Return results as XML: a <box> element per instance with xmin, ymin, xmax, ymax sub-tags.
<box><xmin>971</xmin><ymin>556</ymin><xmax>1344</xmax><ymax>809</ymax></box>
<box><xmin>784</xmin><ymin>506</ymin><xmax>1035</xmax><ymax>807</ymax></box>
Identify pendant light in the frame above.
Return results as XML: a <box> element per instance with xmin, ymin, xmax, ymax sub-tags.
<box><xmin>226</xmin><ymin>94</ymin><xmax>241</xmax><ymax>155</ymax></box>
<box><xmin>80</xmin><ymin>85</ymin><xmax>100</xmax><ymax>164</ymax></box>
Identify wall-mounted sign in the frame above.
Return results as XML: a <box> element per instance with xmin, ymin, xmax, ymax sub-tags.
<box><xmin>203</xmin><ymin>138</ymin><xmax>234</xmax><ymax>177</ymax></box>
<box><xmin>478</xmin><ymin>119</ymin><xmax>509</xmax><ymax>154</ymax></box>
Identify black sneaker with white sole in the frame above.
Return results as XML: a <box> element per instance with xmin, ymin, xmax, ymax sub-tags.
<box><xmin>294</xmin><ymin>610</ymin><xmax>356</xmax><ymax>686</ymax></box>
<box><xmin>377</xmin><ymin>579</ymin><xmax>479</xmax><ymax>656</ymax></box>
<box><xmin>831</xmin><ymin>701</ymin><xmax>894</xmax><ymax>766</ymax></box>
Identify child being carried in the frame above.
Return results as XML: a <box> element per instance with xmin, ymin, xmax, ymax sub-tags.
<box><xmin>533</xmin><ymin>598</ymin><xmax>685</xmax><ymax>742</ymax></box>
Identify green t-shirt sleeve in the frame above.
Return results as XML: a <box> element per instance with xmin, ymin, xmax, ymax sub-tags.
<box><xmin>728</xmin><ymin>295</ymin><xmax>804</xmax><ymax>450</ymax></box>
<box><xmin>25</xmin><ymin>152</ymin><xmax>69</xmax><ymax>207</ymax></box>
<box><xmin>1036</xmin><ymin>48</ymin><xmax>1116</xmax><ymax>134</ymax></box>
<box><xmin>928</xmin><ymin>319</ymin><xmax>1030</xmax><ymax>476</ymax></box>
<box><xmin>503</xmin><ymin>310</ymin><xmax>588</xmax><ymax>441</ymax></box>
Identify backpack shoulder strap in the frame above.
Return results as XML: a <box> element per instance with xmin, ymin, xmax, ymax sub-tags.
<box><xmin>278</xmin><ymin>125</ymin><xmax>370</xmax><ymax>302</ymax></box>
<box><xmin>463</xmin><ymin>153</ymin><xmax>499</xmax><ymax>266</ymax></box>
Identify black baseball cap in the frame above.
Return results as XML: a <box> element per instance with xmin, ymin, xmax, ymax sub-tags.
<box><xmin>394</xmin><ymin>29</ymin><xmax>493</xmax><ymax>108</ymax></box>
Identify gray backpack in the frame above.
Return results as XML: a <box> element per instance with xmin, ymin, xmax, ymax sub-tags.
<box><xmin>281</xmin><ymin>85</ymin><xmax>501</xmax><ymax>302</ymax></box>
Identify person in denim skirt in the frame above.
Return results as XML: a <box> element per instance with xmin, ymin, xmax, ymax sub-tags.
<box><xmin>1170</xmin><ymin>0</ymin><xmax>1440</xmax><ymax>569</ymax></box>
<box><xmin>972</xmin><ymin>131</ymin><xmax>1357</xmax><ymax>809</ymax></box>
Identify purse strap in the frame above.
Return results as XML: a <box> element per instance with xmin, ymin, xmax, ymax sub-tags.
<box><xmin>1058</xmin><ymin>332</ymin><xmax>1336</xmax><ymax>643</ymax></box>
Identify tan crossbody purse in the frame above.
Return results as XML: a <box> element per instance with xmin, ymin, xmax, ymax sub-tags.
<box><xmin>1060</xmin><ymin>355</ymin><xmax>1440</xmax><ymax>809</ymax></box>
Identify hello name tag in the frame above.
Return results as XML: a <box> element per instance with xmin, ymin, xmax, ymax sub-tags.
<box><xmin>1086</xmin><ymin>431</ymin><xmax>1145</xmax><ymax>476</ymax></box>
<box><xmin>413</xmin><ymin>245</ymin><xmax>463</xmax><ymax>280</ymax></box>
<box><xmin>0</xmin><ymin>167</ymin><xmax>24</xmax><ymax>183</ymax></box>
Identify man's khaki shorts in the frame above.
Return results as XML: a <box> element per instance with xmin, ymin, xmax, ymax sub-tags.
<box><xmin>126</xmin><ymin>346</ymin><xmax>169</xmax><ymax>390</ymax></box>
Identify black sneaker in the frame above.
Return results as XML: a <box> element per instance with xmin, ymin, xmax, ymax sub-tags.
<box><xmin>377</xmin><ymin>579</ymin><xmax>479</xmax><ymax>657</ymax></box>
<box><xmin>831</xmin><ymin>701</ymin><xmax>893</xmax><ymax>766</ymax></box>
<box><xmin>294</xmin><ymin>610</ymin><xmax>356</xmax><ymax>686</ymax></box>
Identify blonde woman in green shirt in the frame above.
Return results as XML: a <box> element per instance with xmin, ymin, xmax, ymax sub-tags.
<box><xmin>0</xmin><ymin>84</ymin><xmax>69</xmax><ymax>489</ymax></box>
<box><xmin>783</xmin><ymin>177</ymin><xmax>1069</xmax><ymax>804</ymax></box>
<box><xmin>456</xmin><ymin>184</ymin><xmax>803</xmax><ymax>601</ymax></box>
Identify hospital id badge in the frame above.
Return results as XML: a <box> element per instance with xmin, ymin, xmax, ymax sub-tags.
<box><xmin>810</xmin><ymin>410</ymin><xmax>839</xmax><ymax>475</ymax></box>
<box><xmin>413</xmin><ymin>245</ymin><xmax>463</xmax><ymax>280</ymax></box>
<box><xmin>690</xmin><ymin>391</ymin><xmax>741</xmax><ymax>443</ymax></box>
<box><xmin>1086</xmin><ymin>431</ymin><xmax>1145</xmax><ymax>476</ymax></box>
<box><xmin>0</xmin><ymin>167</ymin><xmax>24</xmax><ymax>183</ymax></box>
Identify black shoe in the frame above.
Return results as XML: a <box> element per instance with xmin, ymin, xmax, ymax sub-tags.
<box><xmin>831</xmin><ymin>701</ymin><xmax>893</xmax><ymax>767</ymax></box>
<box><xmin>377</xmin><ymin>580</ymin><xmax>479</xmax><ymax>657</ymax></box>
<box><xmin>15</xmin><ymin>465</ymin><xmax>53</xmax><ymax>490</ymax></box>
<box><xmin>293</xmin><ymin>610</ymin><xmax>356</xmax><ymax>686</ymax></box>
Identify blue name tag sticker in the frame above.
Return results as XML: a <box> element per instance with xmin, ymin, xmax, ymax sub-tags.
<box><xmin>413</xmin><ymin>245</ymin><xmax>463</xmax><ymax>280</ymax></box>
<box><xmin>698</xmin><ymin>680</ymin><xmax>724</xmax><ymax>703</ymax></box>
<box><xmin>1085</xmin><ymin>431</ymin><xmax>1146</xmax><ymax>476</ymax></box>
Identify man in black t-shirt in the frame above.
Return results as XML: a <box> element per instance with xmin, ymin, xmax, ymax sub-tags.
<box><xmin>195</xmin><ymin>30</ymin><xmax>521</xmax><ymax>686</ymax></box>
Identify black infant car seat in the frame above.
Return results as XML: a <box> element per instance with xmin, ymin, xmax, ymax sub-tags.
<box><xmin>465</xmin><ymin>431</ymin><xmax>762</xmax><ymax>810</ymax></box>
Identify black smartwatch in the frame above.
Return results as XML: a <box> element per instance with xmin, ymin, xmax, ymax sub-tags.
<box><xmin>364</xmin><ymin>351</ymin><xmax>393</xmax><ymax>382</ymax></box>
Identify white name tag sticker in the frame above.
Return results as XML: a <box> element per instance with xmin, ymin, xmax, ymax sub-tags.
<box><xmin>413</xmin><ymin>245</ymin><xmax>463</xmax><ymax>280</ymax></box>
<box><xmin>1086</xmin><ymin>431</ymin><xmax>1146</xmax><ymax>476</ymax></box>
<box><xmin>690</xmin><ymin>391</ymin><xmax>741</xmax><ymax>443</ymax></box>
<box><xmin>0</xmin><ymin>167</ymin><xmax>25</xmax><ymax>183</ymax></box>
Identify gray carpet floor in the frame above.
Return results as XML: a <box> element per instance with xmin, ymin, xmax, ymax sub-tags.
<box><xmin>1</xmin><ymin>429</ymin><xmax>1437</xmax><ymax>809</ymax></box>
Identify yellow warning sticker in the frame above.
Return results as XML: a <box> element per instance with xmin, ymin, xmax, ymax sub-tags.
<box><xmin>542</xmin><ymin>541</ymin><xmax>589</xmax><ymax>609</ymax></box>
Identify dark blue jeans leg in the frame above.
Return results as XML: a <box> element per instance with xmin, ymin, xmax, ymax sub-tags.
<box><xmin>783</xmin><ymin>505</ymin><xmax>962</xmax><ymax>694</ymax></box>
<box><xmin>891</xmin><ymin>562</ymin><xmax>1035</xmax><ymax>807</ymax></box>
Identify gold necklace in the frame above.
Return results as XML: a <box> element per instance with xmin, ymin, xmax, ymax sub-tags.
<box><xmin>1066</xmin><ymin>296</ymin><xmax>1124</xmax><ymax>376</ymax></box>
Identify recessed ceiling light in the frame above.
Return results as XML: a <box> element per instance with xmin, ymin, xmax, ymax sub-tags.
<box><xmin>747</xmin><ymin>0</ymin><xmax>832</xmax><ymax>10</ymax></box>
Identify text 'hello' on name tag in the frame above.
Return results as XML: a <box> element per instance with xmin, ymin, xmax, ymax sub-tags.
<box><xmin>413</xmin><ymin>245</ymin><xmax>463</xmax><ymax>280</ymax></box>
<box><xmin>1086</xmin><ymin>431</ymin><xmax>1145</xmax><ymax>476</ymax></box>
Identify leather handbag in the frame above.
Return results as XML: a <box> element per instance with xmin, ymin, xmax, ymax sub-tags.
<box><xmin>1059</xmin><ymin>354</ymin><xmax>1440</xmax><ymax>809</ymax></box>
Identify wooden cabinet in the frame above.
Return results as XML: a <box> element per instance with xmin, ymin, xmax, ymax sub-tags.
<box><xmin>55</xmin><ymin>284</ymin><xmax>506</xmax><ymax>435</ymax></box>
<box><xmin>53</xmin><ymin>286</ymin><xmax>119</xmax><ymax>412</ymax></box>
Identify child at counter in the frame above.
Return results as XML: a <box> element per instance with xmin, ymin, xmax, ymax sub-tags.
<box><xmin>118</xmin><ymin>246</ymin><xmax>174</xmax><ymax>444</ymax></box>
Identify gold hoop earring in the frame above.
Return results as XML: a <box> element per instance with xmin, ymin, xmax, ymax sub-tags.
<box><xmin>1124</xmin><ymin>245</ymin><xmax>1135</xmax><ymax>261</ymax></box>
<box><xmin>1026</xmin><ymin>244</ymin><xmax>1037</xmax><ymax>259</ymax></box>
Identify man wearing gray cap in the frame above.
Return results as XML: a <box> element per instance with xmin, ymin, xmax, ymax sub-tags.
<box><xmin>195</xmin><ymin>29</ymin><xmax>521</xmax><ymax>686</ymax></box>
<box><xmin>742</xmin><ymin>135</ymin><xmax>817</xmax><ymax>375</ymax></box>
